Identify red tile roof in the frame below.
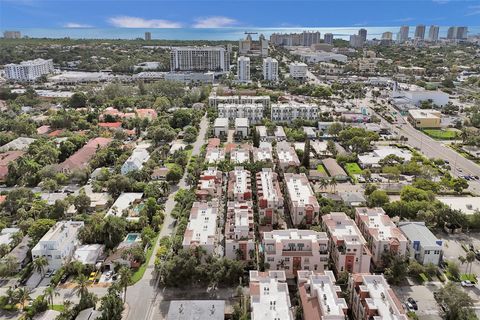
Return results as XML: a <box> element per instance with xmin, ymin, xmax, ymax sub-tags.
<box><xmin>136</xmin><ymin>108</ymin><xmax>157</xmax><ymax>119</ymax></box>
<box><xmin>57</xmin><ymin>137</ymin><xmax>112</xmax><ymax>172</ymax></box>
<box><xmin>98</xmin><ymin>122</ymin><xmax>122</xmax><ymax>129</ymax></box>
<box><xmin>48</xmin><ymin>129</ymin><xmax>65</xmax><ymax>137</ymax></box>
<box><xmin>0</xmin><ymin>151</ymin><xmax>25</xmax><ymax>181</ymax></box>
<box><xmin>37</xmin><ymin>125</ymin><xmax>51</xmax><ymax>135</ymax></box>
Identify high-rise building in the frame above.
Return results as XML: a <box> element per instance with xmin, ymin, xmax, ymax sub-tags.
<box><xmin>170</xmin><ymin>46</ymin><xmax>230</xmax><ymax>72</ymax></box>
<box><xmin>358</xmin><ymin>28</ymin><xmax>367</xmax><ymax>43</ymax></box>
<box><xmin>457</xmin><ymin>27</ymin><xmax>468</xmax><ymax>40</ymax></box>
<box><xmin>144</xmin><ymin>32</ymin><xmax>151</xmax><ymax>41</ymax></box>
<box><xmin>349</xmin><ymin>34</ymin><xmax>363</xmax><ymax>48</ymax></box>
<box><xmin>269</xmin><ymin>31</ymin><xmax>320</xmax><ymax>46</ymax></box>
<box><xmin>301</xmin><ymin>31</ymin><xmax>321</xmax><ymax>46</ymax></box>
<box><xmin>237</xmin><ymin>56</ymin><xmax>251</xmax><ymax>82</ymax></box>
<box><xmin>414</xmin><ymin>25</ymin><xmax>426</xmax><ymax>40</ymax></box>
<box><xmin>324</xmin><ymin>33</ymin><xmax>334</xmax><ymax>45</ymax></box>
<box><xmin>381</xmin><ymin>32</ymin><xmax>393</xmax><ymax>40</ymax></box>
<box><xmin>3</xmin><ymin>31</ymin><xmax>21</xmax><ymax>39</ymax></box>
<box><xmin>397</xmin><ymin>25</ymin><xmax>410</xmax><ymax>43</ymax></box>
<box><xmin>428</xmin><ymin>25</ymin><xmax>440</xmax><ymax>42</ymax></box>
<box><xmin>447</xmin><ymin>26</ymin><xmax>457</xmax><ymax>39</ymax></box>
<box><xmin>262</xmin><ymin>57</ymin><xmax>278</xmax><ymax>82</ymax></box>
<box><xmin>5</xmin><ymin>58</ymin><xmax>54</xmax><ymax>82</ymax></box>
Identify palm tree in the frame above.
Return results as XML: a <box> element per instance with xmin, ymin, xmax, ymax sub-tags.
<box><xmin>319</xmin><ymin>178</ymin><xmax>329</xmax><ymax>192</ymax></box>
<box><xmin>466</xmin><ymin>251</ymin><xmax>475</xmax><ymax>274</ymax></box>
<box><xmin>159</xmin><ymin>181</ymin><xmax>171</xmax><ymax>196</ymax></box>
<box><xmin>33</xmin><ymin>257</ymin><xmax>48</xmax><ymax>286</ymax></box>
<box><xmin>43</xmin><ymin>286</ymin><xmax>59</xmax><ymax>308</ymax></box>
<box><xmin>459</xmin><ymin>255</ymin><xmax>467</xmax><ymax>272</ymax></box>
<box><xmin>118</xmin><ymin>266</ymin><xmax>132</xmax><ymax>303</ymax></box>
<box><xmin>329</xmin><ymin>178</ymin><xmax>338</xmax><ymax>193</ymax></box>
<box><xmin>460</xmin><ymin>128</ymin><xmax>469</xmax><ymax>143</ymax></box>
<box><xmin>17</xmin><ymin>287</ymin><xmax>31</xmax><ymax>311</ymax></box>
<box><xmin>73</xmin><ymin>274</ymin><xmax>89</xmax><ymax>300</ymax></box>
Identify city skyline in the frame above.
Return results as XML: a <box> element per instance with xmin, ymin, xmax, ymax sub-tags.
<box><xmin>1</xmin><ymin>0</ymin><xmax>480</xmax><ymax>29</ymax></box>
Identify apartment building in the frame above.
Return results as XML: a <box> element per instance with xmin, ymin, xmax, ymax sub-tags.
<box><xmin>270</xmin><ymin>31</ymin><xmax>320</xmax><ymax>46</ymax></box>
<box><xmin>32</xmin><ymin>221</ymin><xmax>85</xmax><ymax>269</ymax></box>
<box><xmin>230</xmin><ymin>147</ymin><xmax>251</xmax><ymax>164</ymax></box>
<box><xmin>225</xmin><ymin>201</ymin><xmax>255</xmax><ymax>261</ymax></box>
<box><xmin>205</xmin><ymin>147</ymin><xmax>226</xmax><ymax>164</ymax></box>
<box><xmin>263</xmin><ymin>229</ymin><xmax>329</xmax><ymax>277</ymax></box>
<box><xmin>349</xmin><ymin>274</ymin><xmax>408</xmax><ymax>320</ymax></box>
<box><xmin>235</xmin><ymin>118</ymin><xmax>249</xmax><ymax>137</ymax></box>
<box><xmin>322</xmin><ymin>212</ymin><xmax>372</xmax><ymax>274</ymax></box>
<box><xmin>227</xmin><ymin>167</ymin><xmax>252</xmax><ymax>201</ymax></box>
<box><xmin>182</xmin><ymin>201</ymin><xmax>219</xmax><ymax>256</ymax></box>
<box><xmin>355</xmin><ymin>207</ymin><xmax>408</xmax><ymax>269</ymax></box>
<box><xmin>217</xmin><ymin>103</ymin><xmax>264</xmax><ymax>124</ymax></box>
<box><xmin>213</xmin><ymin>117</ymin><xmax>229</xmax><ymax>137</ymax></box>
<box><xmin>208</xmin><ymin>94</ymin><xmax>270</xmax><ymax>108</ymax></box>
<box><xmin>237</xmin><ymin>56</ymin><xmax>251</xmax><ymax>82</ymax></box>
<box><xmin>284</xmin><ymin>173</ymin><xmax>320</xmax><ymax>226</ymax></box>
<box><xmin>3</xmin><ymin>31</ymin><xmax>21</xmax><ymax>39</ymax></box>
<box><xmin>398</xmin><ymin>222</ymin><xmax>443</xmax><ymax>265</ymax></box>
<box><xmin>263</xmin><ymin>57</ymin><xmax>279</xmax><ymax>81</ymax></box>
<box><xmin>271</xmin><ymin>102</ymin><xmax>319</xmax><ymax>123</ymax></box>
<box><xmin>276</xmin><ymin>141</ymin><xmax>300</xmax><ymax>170</ymax></box>
<box><xmin>196</xmin><ymin>167</ymin><xmax>223</xmax><ymax>201</ymax></box>
<box><xmin>256</xmin><ymin>168</ymin><xmax>284</xmax><ymax>225</ymax></box>
<box><xmin>170</xmin><ymin>46</ymin><xmax>230</xmax><ymax>72</ymax></box>
<box><xmin>5</xmin><ymin>58</ymin><xmax>54</xmax><ymax>82</ymax></box>
<box><xmin>253</xmin><ymin>146</ymin><xmax>273</xmax><ymax>163</ymax></box>
<box><xmin>297</xmin><ymin>270</ymin><xmax>348</xmax><ymax>320</ymax></box>
<box><xmin>289</xmin><ymin>62</ymin><xmax>308</xmax><ymax>79</ymax></box>
<box><xmin>250</xmin><ymin>270</ymin><xmax>294</xmax><ymax>320</ymax></box>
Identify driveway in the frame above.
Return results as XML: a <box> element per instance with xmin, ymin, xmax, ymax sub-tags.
<box><xmin>393</xmin><ymin>282</ymin><xmax>443</xmax><ymax>320</ymax></box>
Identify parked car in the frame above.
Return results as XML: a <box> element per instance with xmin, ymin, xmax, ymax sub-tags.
<box><xmin>45</xmin><ymin>269</ymin><xmax>55</xmax><ymax>277</ymax></box>
<box><xmin>60</xmin><ymin>273</ymin><xmax>69</xmax><ymax>284</ymax></box>
<box><xmin>461</xmin><ymin>280</ymin><xmax>474</xmax><ymax>287</ymax></box>
<box><xmin>88</xmin><ymin>271</ymin><xmax>96</xmax><ymax>282</ymax></box>
<box><xmin>407</xmin><ymin>297</ymin><xmax>418</xmax><ymax>310</ymax></box>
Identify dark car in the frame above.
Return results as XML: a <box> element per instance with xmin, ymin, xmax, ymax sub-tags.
<box><xmin>407</xmin><ymin>297</ymin><xmax>418</xmax><ymax>310</ymax></box>
<box><xmin>469</xmin><ymin>244</ymin><xmax>475</xmax><ymax>251</ymax></box>
<box><xmin>60</xmin><ymin>273</ymin><xmax>69</xmax><ymax>284</ymax></box>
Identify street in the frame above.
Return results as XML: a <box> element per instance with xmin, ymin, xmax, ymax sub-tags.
<box><xmin>124</xmin><ymin>113</ymin><xmax>208</xmax><ymax>320</ymax></box>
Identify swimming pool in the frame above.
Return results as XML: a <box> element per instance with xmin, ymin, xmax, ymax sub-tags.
<box><xmin>125</xmin><ymin>233</ymin><xmax>139</xmax><ymax>243</ymax></box>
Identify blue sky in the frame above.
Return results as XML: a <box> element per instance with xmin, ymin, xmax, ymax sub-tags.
<box><xmin>1</xmin><ymin>0</ymin><xmax>479</xmax><ymax>28</ymax></box>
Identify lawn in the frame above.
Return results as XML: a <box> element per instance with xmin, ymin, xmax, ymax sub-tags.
<box><xmin>460</xmin><ymin>273</ymin><xmax>477</xmax><ymax>283</ymax></box>
<box><xmin>50</xmin><ymin>305</ymin><xmax>65</xmax><ymax>312</ymax></box>
<box><xmin>131</xmin><ymin>234</ymin><xmax>159</xmax><ymax>284</ymax></box>
<box><xmin>344</xmin><ymin>162</ymin><xmax>363</xmax><ymax>175</ymax></box>
<box><xmin>423</xmin><ymin>129</ymin><xmax>458</xmax><ymax>140</ymax></box>
<box><xmin>317</xmin><ymin>164</ymin><xmax>326</xmax><ymax>173</ymax></box>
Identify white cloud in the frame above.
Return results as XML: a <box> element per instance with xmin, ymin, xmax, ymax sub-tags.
<box><xmin>64</xmin><ymin>23</ymin><xmax>93</xmax><ymax>28</ymax></box>
<box><xmin>108</xmin><ymin>16</ymin><xmax>182</xmax><ymax>28</ymax></box>
<box><xmin>432</xmin><ymin>0</ymin><xmax>450</xmax><ymax>4</ymax></box>
<box><xmin>394</xmin><ymin>17</ymin><xmax>414</xmax><ymax>22</ymax></box>
<box><xmin>466</xmin><ymin>5</ymin><xmax>480</xmax><ymax>16</ymax></box>
<box><xmin>193</xmin><ymin>16</ymin><xmax>238</xmax><ymax>28</ymax></box>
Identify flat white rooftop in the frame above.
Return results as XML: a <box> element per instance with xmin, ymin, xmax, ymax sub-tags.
<box><xmin>258</xmin><ymin>169</ymin><xmax>280</xmax><ymax>201</ymax></box>
<box><xmin>437</xmin><ymin>196</ymin><xmax>480</xmax><ymax>215</ymax></box>
<box><xmin>263</xmin><ymin>229</ymin><xmax>328</xmax><ymax>242</ymax></box>
<box><xmin>183</xmin><ymin>202</ymin><xmax>218</xmax><ymax>247</ymax></box>
<box><xmin>232</xmin><ymin>167</ymin><xmax>249</xmax><ymax>195</ymax></box>
<box><xmin>106</xmin><ymin>193</ymin><xmax>143</xmax><ymax>217</ymax></box>
<box><xmin>231</xmin><ymin>148</ymin><xmax>250</xmax><ymax>164</ymax></box>
<box><xmin>285</xmin><ymin>173</ymin><xmax>317</xmax><ymax>208</ymax></box>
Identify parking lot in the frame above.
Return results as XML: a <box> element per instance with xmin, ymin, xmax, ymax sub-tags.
<box><xmin>393</xmin><ymin>282</ymin><xmax>443</xmax><ymax>320</ymax></box>
<box><xmin>436</xmin><ymin>231</ymin><xmax>480</xmax><ymax>278</ymax></box>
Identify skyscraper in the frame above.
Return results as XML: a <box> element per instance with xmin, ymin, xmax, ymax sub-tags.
<box><xmin>170</xmin><ymin>46</ymin><xmax>230</xmax><ymax>72</ymax></box>
<box><xmin>428</xmin><ymin>25</ymin><xmax>439</xmax><ymax>42</ymax></box>
<box><xmin>397</xmin><ymin>26</ymin><xmax>410</xmax><ymax>43</ymax></box>
<box><xmin>457</xmin><ymin>27</ymin><xmax>468</xmax><ymax>40</ymax></box>
<box><xmin>414</xmin><ymin>25</ymin><xmax>426</xmax><ymax>40</ymax></box>
<box><xmin>358</xmin><ymin>28</ymin><xmax>367</xmax><ymax>43</ymax></box>
<box><xmin>447</xmin><ymin>26</ymin><xmax>457</xmax><ymax>39</ymax></box>
<box><xmin>237</xmin><ymin>56</ymin><xmax>251</xmax><ymax>82</ymax></box>
<box><xmin>324</xmin><ymin>33</ymin><xmax>334</xmax><ymax>45</ymax></box>
<box><xmin>349</xmin><ymin>35</ymin><xmax>363</xmax><ymax>48</ymax></box>
<box><xmin>382</xmin><ymin>32</ymin><xmax>393</xmax><ymax>40</ymax></box>
<box><xmin>144</xmin><ymin>32</ymin><xmax>151</xmax><ymax>41</ymax></box>
<box><xmin>262</xmin><ymin>57</ymin><xmax>278</xmax><ymax>82</ymax></box>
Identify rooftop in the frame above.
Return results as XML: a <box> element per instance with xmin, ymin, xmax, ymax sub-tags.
<box><xmin>214</xmin><ymin>117</ymin><xmax>229</xmax><ymax>127</ymax></box>
<box><xmin>355</xmin><ymin>207</ymin><xmax>407</xmax><ymax>242</ymax></box>
<box><xmin>106</xmin><ymin>193</ymin><xmax>143</xmax><ymax>217</ymax></box>
<box><xmin>257</xmin><ymin>168</ymin><xmax>281</xmax><ymax>202</ymax></box>
<box><xmin>183</xmin><ymin>201</ymin><xmax>218</xmax><ymax>248</ymax></box>
<box><xmin>322</xmin><ymin>212</ymin><xmax>366</xmax><ymax>245</ymax></box>
<box><xmin>166</xmin><ymin>300</ymin><xmax>225</xmax><ymax>320</ymax></box>
<box><xmin>408</xmin><ymin>109</ymin><xmax>441</xmax><ymax>119</ymax></box>
<box><xmin>284</xmin><ymin>173</ymin><xmax>318</xmax><ymax>209</ymax></box>
<box><xmin>437</xmin><ymin>196</ymin><xmax>480</xmax><ymax>215</ymax></box>
<box><xmin>398</xmin><ymin>222</ymin><xmax>441</xmax><ymax>247</ymax></box>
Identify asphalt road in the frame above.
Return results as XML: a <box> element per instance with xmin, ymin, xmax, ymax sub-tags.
<box><xmin>125</xmin><ymin>114</ymin><xmax>208</xmax><ymax>320</ymax></box>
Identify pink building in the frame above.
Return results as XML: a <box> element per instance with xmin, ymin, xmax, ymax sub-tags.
<box><xmin>227</xmin><ymin>167</ymin><xmax>252</xmax><ymax>201</ymax></box>
<box><xmin>284</xmin><ymin>173</ymin><xmax>320</xmax><ymax>226</ymax></box>
<box><xmin>256</xmin><ymin>168</ymin><xmax>284</xmax><ymax>225</ymax></box>
<box><xmin>196</xmin><ymin>167</ymin><xmax>223</xmax><ymax>201</ymax></box>
<box><xmin>225</xmin><ymin>201</ymin><xmax>255</xmax><ymax>261</ymax></box>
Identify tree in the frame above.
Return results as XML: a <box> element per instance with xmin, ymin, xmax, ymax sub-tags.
<box><xmin>74</xmin><ymin>190</ymin><xmax>91</xmax><ymax>214</ymax></box>
<box><xmin>28</xmin><ymin>219</ymin><xmax>56</xmax><ymax>243</ymax></box>
<box><xmin>68</xmin><ymin>92</ymin><xmax>88</xmax><ymax>108</ymax></box>
<box><xmin>446</xmin><ymin>261</ymin><xmax>460</xmax><ymax>280</ymax></box>
<box><xmin>452</xmin><ymin>178</ymin><xmax>468</xmax><ymax>194</ymax></box>
<box><xmin>33</xmin><ymin>257</ymin><xmax>48</xmax><ymax>279</ymax></box>
<box><xmin>43</xmin><ymin>286</ymin><xmax>59</xmax><ymax>308</ymax></box>
<box><xmin>17</xmin><ymin>287</ymin><xmax>32</xmax><ymax>311</ymax></box>
<box><xmin>329</xmin><ymin>178</ymin><xmax>337</xmax><ymax>193</ymax></box>
<box><xmin>183</xmin><ymin>125</ymin><xmax>198</xmax><ymax>144</ymax></box>
<box><xmin>73</xmin><ymin>274</ymin><xmax>90</xmax><ymax>300</ymax></box>
<box><xmin>465</xmin><ymin>251</ymin><xmax>475</xmax><ymax>274</ymax></box>
<box><xmin>106</xmin><ymin>175</ymin><xmax>131</xmax><ymax>197</ymax></box>
<box><xmin>326</xmin><ymin>140</ymin><xmax>337</xmax><ymax>157</ymax></box>
<box><xmin>118</xmin><ymin>267</ymin><xmax>132</xmax><ymax>302</ymax></box>
<box><xmin>166</xmin><ymin>164</ymin><xmax>183</xmax><ymax>183</ymax></box>
<box><xmin>252</xmin><ymin>128</ymin><xmax>260</xmax><ymax>147</ymax></box>
<box><xmin>100</xmin><ymin>284</ymin><xmax>124</xmax><ymax>320</ymax></box>
<box><xmin>327</xmin><ymin>122</ymin><xmax>342</xmax><ymax>137</ymax></box>
<box><xmin>302</xmin><ymin>139</ymin><xmax>311</xmax><ymax>168</ymax></box>
<box><xmin>436</xmin><ymin>282</ymin><xmax>475</xmax><ymax>320</ymax></box>
<box><xmin>367</xmin><ymin>190</ymin><xmax>390</xmax><ymax>207</ymax></box>
<box><xmin>384</xmin><ymin>255</ymin><xmax>408</xmax><ymax>285</ymax></box>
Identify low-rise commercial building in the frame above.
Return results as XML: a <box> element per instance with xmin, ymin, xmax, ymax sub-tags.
<box><xmin>249</xmin><ymin>270</ymin><xmax>294</xmax><ymax>320</ymax></box>
<box><xmin>225</xmin><ymin>201</ymin><xmax>255</xmax><ymax>260</ymax></box>
<box><xmin>256</xmin><ymin>168</ymin><xmax>284</xmax><ymax>225</ymax></box>
<box><xmin>284</xmin><ymin>173</ymin><xmax>320</xmax><ymax>226</ymax></box>
<box><xmin>227</xmin><ymin>167</ymin><xmax>252</xmax><ymax>201</ymax></box>
<box><xmin>358</xmin><ymin>146</ymin><xmax>412</xmax><ymax>168</ymax></box>
<box><xmin>183</xmin><ymin>201</ymin><xmax>219</xmax><ymax>256</ymax></box>
<box><xmin>263</xmin><ymin>229</ymin><xmax>329</xmax><ymax>277</ymax></box>
<box><xmin>355</xmin><ymin>207</ymin><xmax>408</xmax><ymax>268</ymax></box>
<box><xmin>349</xmin><ymin>273</ymin><xmax>408</xmax><ymax>320</ymax></box>
<box><xmin>322</xmin><ymin>212</ymin><xmax>372</xmax><ymax>274</ymax></box>
<box><xmin>408</xmin><ymin>109</ymin><xmax>442</xmax><ymax>128</ymax></box>
<box><xmin>398</xmin><ymin>222</ymin><xmax>443</xmax><ymax>265</ymax></box>
<box><xmin>196</xmin><ymin>167</ymin><xmax>223</xmax><ymax>201</ymax></box>
<box><xmin>271</xmin><ymin>103</ymin><xmax>319</xmax><ymax>123</ymax></box>
<box><xmin>297</xmin><ymin>270</ymin><xmax>348</xmax><ymax>320</ymax></box>
<box><xmin>32</xmin><ymin>221</ymin><xmax>84</xmax><ymax>270</ymax></box>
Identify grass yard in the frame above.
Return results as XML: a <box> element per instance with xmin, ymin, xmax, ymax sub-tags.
<box><xmin>50</xmin><ymin>305</ymin><xmax>65</xmax><ymax>312</ymax></box>
<box><xmin>423</xmin><ymin>129</ymin><xmax>458</xmax><ymax>140</ymax></box>
<box><xmin>460</xmin><ymin>273</ymin><xmax>477</xmax><ymax>283</ymax></box>
<box><xmin>344</xmin><ymin>162</ymin><xmax>363</xmax><ymax>175</ymax></box>
<box><xmin>131</xmin><ymin>234</ymin><xmax>159</xmax><ymax>284</ymax></box>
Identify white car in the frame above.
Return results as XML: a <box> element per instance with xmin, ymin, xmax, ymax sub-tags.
<box><xmin>461</xmin><ymin>280</ymin><xmax>474</xmax><ymax>287</ymax></box>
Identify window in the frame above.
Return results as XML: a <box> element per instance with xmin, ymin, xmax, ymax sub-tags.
<box><xmin>267</xmin><ymin>257</ymin><xmax>274</xmax><ymax>262</ymax></box>
<box><xmin>355</xmin><ymin>258</ymin><xmax>359</xmax><ymax>262</ymax></box>
<box><xmin>314</xmin><ymin>265</ymin><xmax>318</xmax><ymax>270</ymax></box>
<box><xmin>284</xmin><ymin>257</ymin><xmax>290</xmax><ymax>262</ymax></box>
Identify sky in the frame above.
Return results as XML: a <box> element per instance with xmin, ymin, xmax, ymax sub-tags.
<box><xmin>1</xmin><ymin>0</ymin><xmax>479</xmax><ymax>29</ymax></box>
